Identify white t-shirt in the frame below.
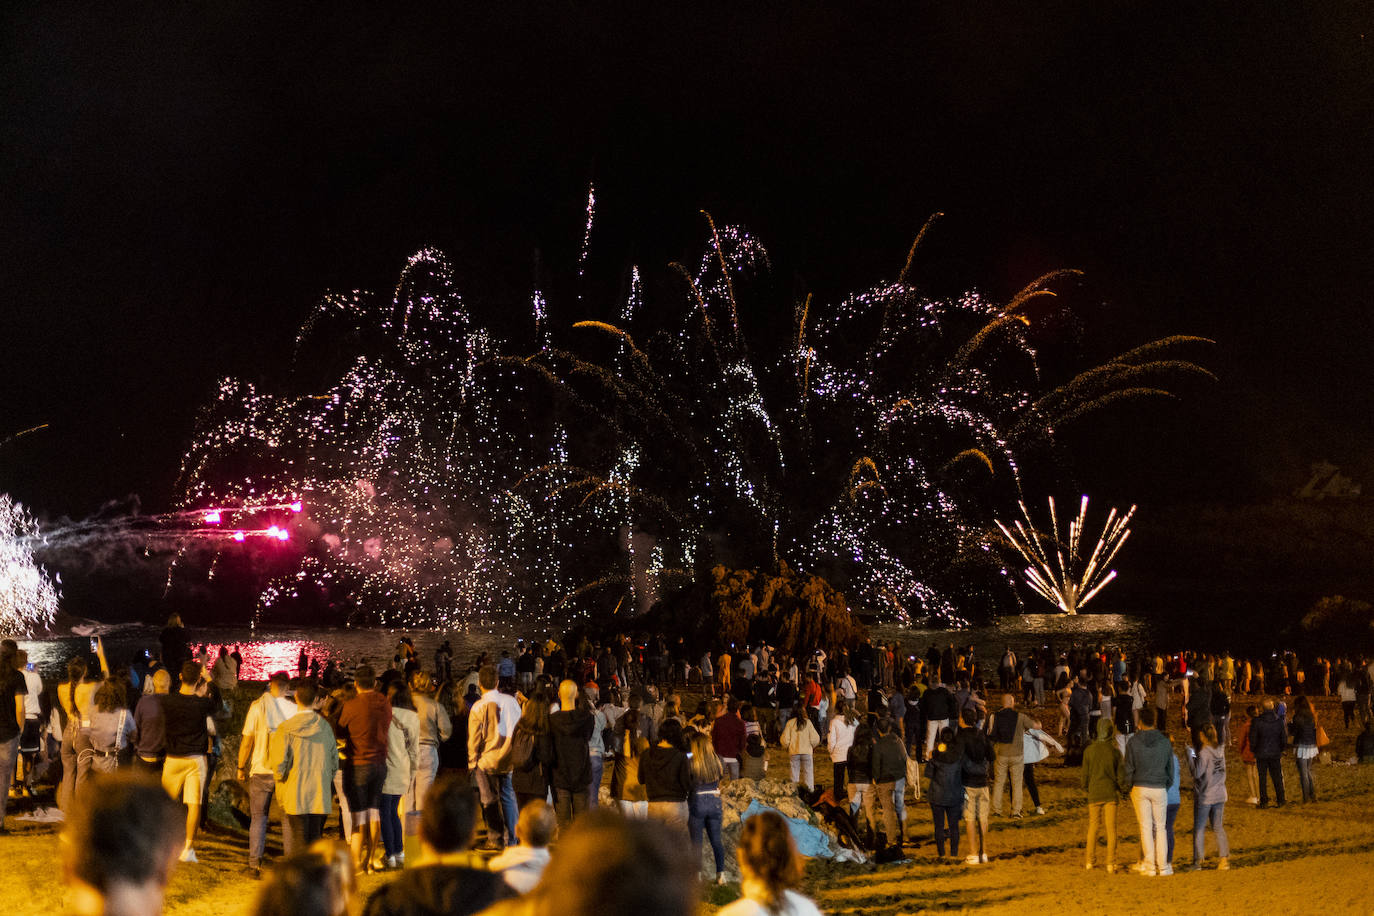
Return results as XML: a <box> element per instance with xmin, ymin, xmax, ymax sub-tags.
<box><xmin>22</xmin><ymin>669</ymin><xmax>42</xmax><ymax>720</ymax></box>
<box><xmin>719</xmin><ymin>889</ymin><xmax>824</xmax><ymax>916</ymax></box>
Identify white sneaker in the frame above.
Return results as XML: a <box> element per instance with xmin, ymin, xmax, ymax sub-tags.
<box><xmin>1131</xmin><ymin>861</ymin><xmax>1149</xmax><ymax>874</ymax></box>
<box><xmin>1035</xmin><ymin>806</ymin><xmax>1045</xmax><ymax>815</ymax></box>
<box><xmin>179</xmin><ymin>848</ymin><xmax>198</xmax><ymax>864</ymax></box>
<box><xmin>1246</xmin><ymin>796</ymin><xmax>1259</xmax><ymax>805</ymax></box>
<box><xmin>716</xmin><ymin>873</ymin><xmax>728</xmax><ymax>886</ymax></box>
<box><xmin>1158</xmin><ymin>865</ymin><xmax>1173</xmax><ymax>876</ymax></box>
<box><xmin>964</xmin><ymin>855</ymin><xmax>981</xmax><ymax>865</ymax></box>
<box><xmin>980</xmin><ymin>853</ymin><xmax>989</xmax><ymax>863</ymax></box>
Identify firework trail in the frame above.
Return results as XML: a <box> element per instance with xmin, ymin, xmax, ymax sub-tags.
<box><xmin>996</xmin><ymin>495</ymin><xmax>1135</xmax><ymax>614</ymax></box>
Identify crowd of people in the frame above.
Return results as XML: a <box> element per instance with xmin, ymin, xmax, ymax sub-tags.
<box><xmin>16</xmin><ymin>620</ymin><xmax>1374</xmax><ymax>914</ymax></box>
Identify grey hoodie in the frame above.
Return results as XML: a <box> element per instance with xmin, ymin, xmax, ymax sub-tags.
<box><xmin>271</xmin><ymin>709</ymin><xmax>339</xmax><ymax>815</ymax></box>
<box><xmin>1124</xmin><ymin>727</ymin><xmax>1176</xmax><ymax>790</ymax></box>
<box><xmin>1188</xmin><ymin>743</ymin><xmax>1228</xmax><ymax>805</ymax></box>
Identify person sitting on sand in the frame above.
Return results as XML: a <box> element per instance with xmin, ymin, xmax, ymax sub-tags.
<box><xmin>488</xmin><ymin>799</ymin><xmax>556</xmax><ymax>894</ymax></box>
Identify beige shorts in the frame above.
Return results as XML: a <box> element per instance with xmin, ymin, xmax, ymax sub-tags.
<box><xmin>162</xmin><ymin>754</ymin><xmax>207</xmax><ymax>804</ymax></box>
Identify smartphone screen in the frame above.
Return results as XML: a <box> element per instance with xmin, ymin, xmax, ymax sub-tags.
<box><xmin>90</xmin><ymin>637</ymin><xmax>99</xmax><ymax>652</ymax></box>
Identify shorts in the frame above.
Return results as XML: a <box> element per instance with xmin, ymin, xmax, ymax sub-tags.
<box><xmin>20</xmin><ymin>719</ymin><xmax>40</xmax><ymax>754</ymax></box>
<box><xmin>162</xmin><ymin>754</ymin><xmax>208</xmax><ymax>804</ymax></box>
<box><xmin>342</xmin><ymin>761</ymin><xmax>386</xmax><ymax>812</ymax></box>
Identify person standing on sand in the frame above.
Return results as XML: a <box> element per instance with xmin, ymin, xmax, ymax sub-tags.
<box><xmin>1187</xmin><ymin>723</ymin><xmax>1229</xmax><ymax>870</ymax></box>
<box><xmin>958</xmin><ymin>707</ymin><xmax>993</xmax><ymax>865</ymax></box>
<box><xmin>238</xmin><ymin>671</ymin><xmax>298</xmax><ymax>877</ymax></box>
<box><xmin>1124</xmin><ymin>705</ymin><xmax>1175</xmax><ymax>876</ymax></box>
<box><xmin>337</xmin><ymin>665</ymin><xmax>393</xmax><ymax>873</ymax></box>
<box><xmin>1248</xmin><ymin>698</ymin><xmax>1287</xmax><ymax>808</ymax></box>
<box><xmin>271</xmin><ymin>680</ymin><xmax>338</xmax><ymax>855</ymax></box>
<box><xmin>1082</xmin><ymin>718</ymin><xmax>1126</xmax><ymax>872</ymax></box>
<box><xmin>160</xmin><ymin>661</ymin><xmax>221</xmax><ymax>864</ymax></box>
<box><xmin>987</xmin><ymin>694</ymin><xmax>1039</xmax><ymax>819</ymax></box>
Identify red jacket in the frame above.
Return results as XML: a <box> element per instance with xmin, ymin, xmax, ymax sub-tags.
<box><xmin>337</xmin><ymin>690</ymin><xmax>392</xmax><ymax>765</ymax></box>
<box><xmin>712</xmin><ymin>713</ymin><xmax>747</xmax><ymax>759</ymax></box>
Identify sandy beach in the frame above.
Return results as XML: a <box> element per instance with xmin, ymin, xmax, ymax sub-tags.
<box><xmin>6</xmin><ymin>691</ymin><xmax>1371</xmax><ymax>916</ymax></box>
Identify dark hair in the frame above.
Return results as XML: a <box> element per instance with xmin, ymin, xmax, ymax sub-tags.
<box><xmin>251</xmin><ymin>851</ymin><xmax>346</xmax><ymax>916</ymax></box>
<box><xmin>64</xmin><ymin>773</ymin><xmax>185</xmax><ymax>894</ymax></box>
<box><xmin>294</xmin><ymin>681</ymin><xmax>318</xmax><ymax>707</ymax></box>
<box><xmin>1138</xmin><ymin>705</ymin><xmax>1157</xmax><ymax>728</ymax></box>
<box><xmin>421</xmin><ymin>774</ymin><xmax>478</xmax><ymax>853</ymax></box>
<box><xmin>736</xmin><ymin>810</ymin><xmax>803</xmax><ymax>914</ymax></box>
<box><xmin>353</xmin><ymin>665</ymin><xmax>376</xmax><ymax>690</ymax></box>
<box><xmin>658</xmin><ymin>718</ymin><xmax>684</xmax><ymax>749</ymax></box>
<box><xmin>180</xmin><ymin>661</ymin><xmax>202</xmax><ymax>687</ymax></box>
<box><xmin>388</xmin><ymin>685</ymin><xmax>414</xmax><ymax>712</ymax></box>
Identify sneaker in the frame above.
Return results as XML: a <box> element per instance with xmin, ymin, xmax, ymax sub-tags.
<box><xmin>964</xmin><ymin>855</ymin><xmax>981</xmax><ymax>865</ymax></box>
<box><xmin>385</xmin><ymin>855</ymin><xmax>398</xmax><ymax>870</ymax></box>
<box><xmin>1084</xmin><ymin>863</ymin><xmax>1094</xmax><ymax>870</ymax></box>
<box><xmin>1105</xmin><ymin>864</ymin><xmax>1116</xmax><ymax>874</ymax></box>
<box><xmin>1217</xmin><ymin>858</ymin><xmax>1229</xmax><ymax>871</ymax></box>
<box><xmin>980</xmin><ymin>853</ymin><xmax>989</xmax><ymax>863</ymax></box>
<box><xmin>1131</xmin><ymin>861</ymin><xmax>1150</xmax><ymax>874</ymax></box>
<box><xmin>1035</xmin><ymin>806</ymin><xmax>1045</xmax><ymax>815</ymax></box>
<box><xmin>1246</xmin><ymin>797</ymin><xmax>1258</xmax><ymax>805</ymax></box>
<box><xmin>179</xmin><ymin>848</ymin><xmax>198</xmax><ymax>864</ymax></box>
<box><xmin>1189</xmin><ymin>864</ymin><xmax>1204</xmax><ymax>872</ymax></box>
<box><xmin>1159</xmin><ymin>865</ymin><xmax>1174</xmax><ymax>876</ymax></box>
<box><xmin>716</xmin><ymin>873</ymin><xmax>728</xmax><ymax>886</ymax></box>
<box><xmin>1011</xmin><ymin>812</ymin><xmax>1024</xmax><ymax>819</ymax></box>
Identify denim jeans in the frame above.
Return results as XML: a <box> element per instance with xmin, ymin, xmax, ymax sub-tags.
<box><xmin>379</xmin><ymin>793</ymin><xmax>403</xmax><ymax>857</ymax></box>
<box><xmin>247</xmin><ymin>774</ymin><xmax>276</xmax><ymax>866</ymax></box>
<box><xmin>1192</xmin><ymin>801</ymin><xmax>1228</xmax><ymax>862</ymax></box>
<box><xmin>498</xmin><ymin>772</ymin><xmax>518</xmax><ymax>843</ymax></box>
<box><xmin>587</xmin><ymin>754</ymin><xmax>604</xmax><ymax>809</ymax></box>
<box><xmin>688</xmin><ymin>790</ymin><xmax>725</xmax><ymax>873</ymax></box>
<box><xmin>1165</xmin><ymin>802</ymin><xmax>1179</xmax><ymax>864</ymax></box>
<box><xmin>0</xmin><ymin>737</ymin><xmax>17</xmax><ymax>822</ymax></box>
<box><xmin>930</xmin><ymin>802</ymin><xmax>960</xmax><ymax>856</ymax></box>
<box><xmin>1295</xmin><ymin>753</ymin><xmax>1317</xmax><ymax>801</ymax></box>
<box><xmin>554</xmin><ymin>786</ymin><xmax>588</xmax><ymax>828</ymax></box>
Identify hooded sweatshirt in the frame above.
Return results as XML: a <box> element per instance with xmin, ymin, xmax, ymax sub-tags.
<box><xmin>271</xmin><ymin>709</ymin><xmax>339</xmax><ymax>816</ymax></box>
<box><xmin>1124</xmin><ymin>727</ymin><xmax>1176</xmax><ymax>790</ymax></box>
<box><xmin>1081</xmin><ymin>718</ymin><xmax>1126</xmax><ymax>803</ymax></box>
<box><xmin>361</xmin><ymin>863</ymin><xmax>512</xmax><ymax>916</ymax></box>
<box><xmin>641</xmin><ymin>744</ymin><xmax>692</xmax><ymax>802</ymax></box>
<box><xmin>549</xmin><ymin>708</ymin><xmax>594</xmax><ymax>791</ymax></box>
<box><xmin>925</xmin><ymin>741</ymin><xmax>964</xmax><ymax>808</ymax></box>
<box><xmin>1189</xmin><ymin>743</ymin><xmax>1228</xmax><ymax>805</ymax></box>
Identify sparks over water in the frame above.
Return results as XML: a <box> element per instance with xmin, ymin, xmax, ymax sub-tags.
<box><xmin>996</xmin><ymin>495</ymin><xmax>1135</xmax><ymax>615</ymax></box>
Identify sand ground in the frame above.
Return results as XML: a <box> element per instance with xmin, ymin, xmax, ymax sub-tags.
<box><xmin>5</xmin><ymin>692</ymin><xmax>1372</xmax><ymax>915</ymax></box>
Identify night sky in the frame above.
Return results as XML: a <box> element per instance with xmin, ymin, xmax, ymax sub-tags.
<box><xmin>4</xmin><ymin>5</ymin><xmax>1373</xmax><ymax>618</ymax></box>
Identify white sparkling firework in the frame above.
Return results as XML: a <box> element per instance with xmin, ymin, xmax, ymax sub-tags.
<box><xmin>174</xmin><ymin>205</ymin><xmax>1198</xmax><ymax>630</ymax></box>
<box><xmin>0</xmin><ymin>496</ymin><xmax>60</xmax><ymax>635</ymax></box>
<box><xmin>996</xmin><ymin>495</ymin><xmax>1135</xmax><ymax>615</ymax></box>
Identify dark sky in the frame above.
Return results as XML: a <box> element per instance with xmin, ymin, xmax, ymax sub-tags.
<box><xmin>4</xmin><ymin>3</ymin><xmax>1374</xmax><ymax>521</ymax></box>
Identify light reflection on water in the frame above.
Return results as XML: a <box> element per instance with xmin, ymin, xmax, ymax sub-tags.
<box><xmin>16</xmin><ymin>614</ymin><xmax>1153</xmax><ymax>681</ymax></box>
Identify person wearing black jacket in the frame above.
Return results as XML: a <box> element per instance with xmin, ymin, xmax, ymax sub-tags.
<box><xmin>957</xmin><ymin>708</ymin><xmax>994</xmax><ymax>864</ymax></box>
<box><xmin>642</xmin><ymin>719</ymin><xmax>692</xmax><ymax>838</ymax></box>
<box><xmin>774</xmin><ymin>675</ymin><xmax>799</xmax><ymax>743</ymax></box>
<box><xmin>549</xmin><ymin>681</ymin><xmax>594</xmax><ymax>828</ymax></box>
<box><xmin>845</xmin><ymin>723</ymin><xmax>877</xmax><ymax>846</ymax></box>
<box><xmin>1248</xmin><ymin>698</ymin><xmax>1287</xmax><ymax>808</ymax></box>
<box><xmin>510</xmin><ymin>691</ymin><xmax>554</xmax><ymax>812</ymax></box>
<box><xmin>926</xmin><ymin>726</ymin><xmax>964</xmax><ymax>859</ymax></box>
<box><xmin>920</xmin><ymin>681</ymin><xmax>955</xmax><ymax>761</ymax></box>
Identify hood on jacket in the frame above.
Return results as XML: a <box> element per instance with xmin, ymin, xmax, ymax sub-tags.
<box><xmin>1096</xmin><ymin>718</ymin><xmax>1116</xmax><ymax>742</ymax></box>
<box><xmin>282</xmin><ymin>709</ymin><xmax>330</xmax><ymax>740</ymax></box>
<box><xmin>549</xmin><ymin>708</ymin><xmax>593</xmax><ymax>738</ymax></box>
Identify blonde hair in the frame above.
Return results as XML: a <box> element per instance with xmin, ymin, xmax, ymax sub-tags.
<box><xmin>687</xmin><ymin>730</ymin><xmax>723</xmax><ymax>785</ymax></box>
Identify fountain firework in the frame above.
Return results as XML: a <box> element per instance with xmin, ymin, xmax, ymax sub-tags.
<box><xmin>173</xmin><ymin>206</ymin><xmax>1207</xmax><ymax>629</ymax></box>
<box><xmin>996</xmin><ymin>495</ymin><xmax>1135</xmax><ymax>615</ymax></box>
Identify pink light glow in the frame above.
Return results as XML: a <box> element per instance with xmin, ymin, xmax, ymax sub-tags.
<box><xmin>232</xmin><ymin>531</ymin><xmax>246</xmax><ymax>542</ymax></box>
<box><xmin>276</xmin><ymin>528</ymin><xmax>290</xmax><ymax>541</ymax></box>
<box><xmin>203</xmin><ymin>510</ymin><xmax>222</xmax><ymax>524</ymax></box>
<box><xmin>289</xmin><ymin>501</ymin><xmax>303</xmax><ymax>513</ymax></box>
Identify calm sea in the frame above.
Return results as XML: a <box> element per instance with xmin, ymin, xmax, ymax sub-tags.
<box><xmin>16</xmin><ymin>613</ymin><xmax>1155</xmax><ymax>681</ymax></box>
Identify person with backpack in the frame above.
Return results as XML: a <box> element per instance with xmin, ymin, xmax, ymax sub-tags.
<box><xmin>510</xmin><ymin>690</ymin><xmax>553</xmax><ymax>813</ymax></box>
